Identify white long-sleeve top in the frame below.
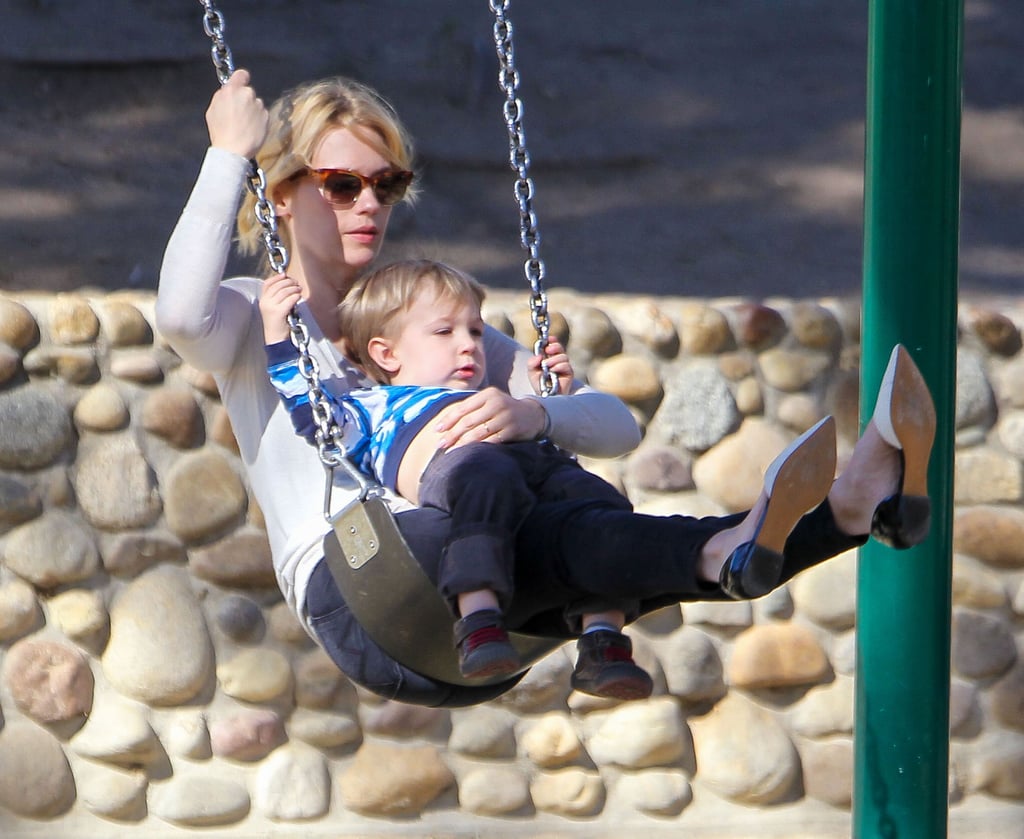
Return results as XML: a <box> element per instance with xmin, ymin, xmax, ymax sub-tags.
<box><xmin>156</xmin><ymin>147</ymin><xmax>641</xmax><ymax>636</ymax></box>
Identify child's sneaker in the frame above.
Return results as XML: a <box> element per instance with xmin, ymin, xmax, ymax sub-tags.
<box><xmin>454</xmin><ymin>609</ymin><xmax>521</xmax><ymax>679</ymax></box>
<box><xmin>571</xmin><ymin>630</ymin><xmax>653</xmax><ymax>700</ymax></box>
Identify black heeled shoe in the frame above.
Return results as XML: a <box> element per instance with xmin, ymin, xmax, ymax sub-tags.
<box><xmin>868</xmin><ymin>345</ymin><xmax>937</xmax><ymax>549</ymax></box>
<box><xmin>720</xmin><ymin>416</ymin><xmax>838</xmax><ymax>599</ymax></box>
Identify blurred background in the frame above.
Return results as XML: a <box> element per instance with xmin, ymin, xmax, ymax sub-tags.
<box><xmin>0</xmin><ymin>0</ymin><xmax>1020</xmax><ymax>299</ymax></box>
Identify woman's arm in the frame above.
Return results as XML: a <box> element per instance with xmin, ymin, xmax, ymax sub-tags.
<box><xmin>155</xmin><ymin>147</ymin><xmax>255</xmax><ymax>372</ymax></box>
<box><xmin>156</xmin><ymin>71</ymin><xmax>270</xmax><ymax>373</ymax></box>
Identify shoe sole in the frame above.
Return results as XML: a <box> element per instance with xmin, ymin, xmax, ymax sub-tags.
<box><xmin>872</xmin><ymin>344</ymin><xmax>937</xmax><ymax>499</ymax></box>
<box><xmin>757</xmin><ymin>416</ymin><xmax>838</xmax><ymax>555</ymax></box>
<box><xmin>462</xmin><ymin>656</ymin><xmax>521</xmax><ymax>680</ymax></box>
<box><xmin>572</xmin><ymin>671</ymin><xmax>654</xmax><ymax>701</ymax></box>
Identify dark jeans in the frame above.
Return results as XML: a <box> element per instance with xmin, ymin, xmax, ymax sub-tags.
<box><xmin>307</xmin><ymin>487</ymin><xmax>868</xmax><ymax>707</ymax></box>
<box><xmin>419</xmin><ymin>440</ymin><xmax>637</xmax><ymax>626</ymax></box>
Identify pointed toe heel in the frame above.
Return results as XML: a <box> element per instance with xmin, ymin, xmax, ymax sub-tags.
<box><xmin>720</xmin><ymin>542</ymin><xmax>785</xmax><ymax>599</ymax></box>
<box><xmin>868</xmin><ymin>345</ymin><xmax>937</xmax><ymax>549</ymax></box>
<box><xmin>871</xmin><ymin>492</ymin><xmax>931</xmax><ymax>550</ymax></box>
<box><xmin>720</xmin><ymin>416</ymin><xmax>837</xmax><ymax>600</ymax></box>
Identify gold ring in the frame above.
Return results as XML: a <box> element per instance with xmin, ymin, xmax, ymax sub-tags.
<box><xmin>483</xmin><ymin>422</ymin><xmax>491</xmax><ymax>435</ymax></box>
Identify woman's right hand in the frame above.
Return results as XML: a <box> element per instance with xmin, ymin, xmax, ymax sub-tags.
<box><xmin>205</xmin><ymin>69</ymin><xmax>269</xmax><ymax>159</ymax></box>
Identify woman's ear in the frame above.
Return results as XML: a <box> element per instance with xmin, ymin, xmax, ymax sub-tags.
<box><xmin>271</xmin><ymin>180</ymin><xmax>295</xmax><ymax>218</ymax></box>
<box><xmin>367</xmin><ymin>337</ymin><xmax>401</xmax><ymax>375</ymax></box>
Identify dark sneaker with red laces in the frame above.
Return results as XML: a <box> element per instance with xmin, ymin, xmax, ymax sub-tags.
<box><xmin>454</xmin><ymin>609</ymin><xmax>521</xmax><ymax>679</ymax></box>
<box><xmin>571</xmin><ymin>629</ymin><xmax>653</xmax><ymax>700</ymax></box>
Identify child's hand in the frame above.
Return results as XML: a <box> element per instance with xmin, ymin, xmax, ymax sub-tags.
<box><xmin>259</xmin><ymin>273</ymin><xmax>302</xmax><ymax>344</ymax></box>
<box><xmin>528</xmin><ymin>338</ymin><xmax>573</xmax><ymax>395</ymax></box>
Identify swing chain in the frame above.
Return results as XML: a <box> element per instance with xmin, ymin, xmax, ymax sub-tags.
<box><xmin>197</xmin><ymin>0</ymin><xmax>290</xmax><ymax>275</ymax></box>
<box><xmin>199</xmin><ymin>0</ymin><xmax>235</xmax><ymax>85</ymax></box>
<box><xmin>286</xmin><ymin>318</ymin><xmax>379</xmax><ymax>501</ymax></box>
<box><xmin>197</xmin><ymin>0</ymin><xmax>361</xmax><ymax>489</ymax></box>
<box><xmin>490</xmin><ymin>0</ymin><xmax>557</xmax><ymax>397</ymax></box>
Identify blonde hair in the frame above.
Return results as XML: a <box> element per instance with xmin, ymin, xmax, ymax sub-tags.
<box><xmin>340</xmin><ymin>260</ymin><xmax>486</xmax><ymax>384</ymax></box>
<box><xmin>236</xmin><ymin>77</ymin><xmax>416</xmax><ymax>269</ymax></box>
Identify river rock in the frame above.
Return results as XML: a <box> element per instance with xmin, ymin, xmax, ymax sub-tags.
<box><xmin>951</xmin><ymin>608</ymin><xmax>1018</xmax><ymax>680</ymax></box>
<box><xmin>0</xmin><ymin>578</ymin><xmax>40</xmax><ymax>641</ymax></box>
<box><xmin>73</xmin><ymin>382</ymin><xmax>129</xmax><ymax>431</ymax></box>
<box><xmin>75</xmin><ymin>435</ymin><xmax>163</xmax><ymax>530</ymax></box>
<box><xmin>217</xmin><ymin>647</ymin><xmax>292</xmax><ymax>703</ymax></box>
<box><xmin>459</xmin><ymin>766</ymin><xmax>530</xmax><ymax>816</ymax></box>
<box><xmin>585</xmin><ymin>697</ymin><xmax>690</xmax><ymax>769</ymax></box>
<box><xmin>163</xmin><ymin>449</ymin><xmax>247</xmax><ymax>543</ymax></box>
<box><xmin>339</xmin><ymin>741</ymin><xmax>455</xmax><ymax>817</ymax></box>
<box><xmin>210</xmin><ymin>709</ymin><xmax>286</xmax><ymax>761</ymax></box>
<box><xmin>448</xmin><ymin>705</ymin><xmax>517</xmax><ymax>758</ymax></box>
<box><xmin>0</xmin><ymin>722</ymin><xmax>76</xmax><ymax>817</ymax></box>
<box><xmin>142</xmin><ymin>386</ymin><xmax>204</xmax><ymax>448</ymax></box>
<box><xmin>0</xmin><ymin>296</ymin><xmax>40</xmax><ymax>349</ymax></box>
<box><xmin>103</xmin><ymin>565</ymin><xmax>214</xmax><ymax>705</ymax></box>
<box><xmin>254</xmin><ymin>744</ymin><xmax>331</xmax><ymax>821</ymax></box>
<box><xmin>70</xmin><ymin>697</ymin><xmax>161</xmax><ymax>766</ymax></box>
<box><xmin>3</xmin><ymin>508</ymin><xmax>99</xmax><ymax>586</ymax></box>
<box><xmin>48</xmin><ymin>588</ymin><xmax>108</xmax><ymax>645</ymax></box>
<box><xmin>0</xmin><ymin>385</ymin><xmax>73</xmax><ymax>468</ymax></box>
<box><xmin>150</xmin><ymin>771</ymin><xmax>250</xmax><ymax>827</ymax></box>
<box><xmin>3</xmin><ymin>638</ymin><xmax>94</xmax><ymax>723</ymax></box>
<box><xmin>616</xmin><ymin>769</ymin><xmax>693</xmax><ymax>816</ymax></box>
<box><xmin>954</xmin><ymin>506</ymin><xmax>1024</xmax><ymax>568</ymax></box>
<box><xmin>288</xmin><ymin>708</ymin><xmax>362</xmax><ymax>750</ymax></box>
<box><xmin>728</xmin><ymin>622</ymin><xmax>831</xmax><ymax>689</ymax></box>
<box><xmin>76</xmin><ymin>762</ymin><xmax>148</xmax><ymax>821</ymax></box>
<box><xmin>521</xmin><ymin>711</ymin><xmax>583</xmax><ymax>767</ymax></box>
<box><xmin>530</xmin><ymin>768</ymin><xmax>605</xmax><ymax>817</ymax></box>
<box><xmin>690</xmin><ymin>693</ymin><xmax>799</xmax><ymax>805</ymax></box>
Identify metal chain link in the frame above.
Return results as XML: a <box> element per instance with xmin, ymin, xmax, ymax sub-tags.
<box><xmin>197</xmin><ymin>0</ymin><xmax>363</xmax><ymax>490</ymax></box>
<box><xmin>199</xmin><ymin>0</ymin><xmax>234</xmax><ymax>84</ymax></box>
<box><xmin>489</xmin><ymin>0</ymin><xmax>557</xmax><ymax>396</ymax></box>
<box><xmin>198</xmin><ymin>0</ymin><xmax>289</xmax><ymax>276</ymax></box>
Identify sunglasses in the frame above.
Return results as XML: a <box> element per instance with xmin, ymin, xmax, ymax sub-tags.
<box><xmin>297</xmin><ymin>167</ymin><xmax>414</xmax><ymax>208</ymax></box>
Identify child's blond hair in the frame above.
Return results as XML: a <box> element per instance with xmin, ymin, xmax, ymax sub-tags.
<box><xmin>340</xmin><ymin>259</ymin><xmax>486</xmax><ymax>384</ymax></box>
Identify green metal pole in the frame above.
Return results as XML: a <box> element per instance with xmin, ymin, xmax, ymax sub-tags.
<box><xmin>854</xmin><ymin>1</ymin><xmax>962</xmax><ymax>837</ymax></box>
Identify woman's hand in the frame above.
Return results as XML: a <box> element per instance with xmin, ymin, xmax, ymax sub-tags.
<box><xmin>434</xmin><ymin>387</ymin><xmax>548</xmax><ymax>449</ymax></box>
<box><xmin>205</xmin><ymin>69</ymin><xmax>269</xmax><ymax>159</ymax></box>
<box><xmin>259</xmin><ymin>274</ymin><xmax>302</xmax><ymax>343</ymax></box>
<box><xmin>528</xmin><ymin>338</ymin><xmax>573</xmax><ymax>395</ymax></box>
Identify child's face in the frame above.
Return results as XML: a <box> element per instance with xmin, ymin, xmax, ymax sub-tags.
<box><xmin>384</xmin><ymin>286</ymin><xmax>486</xmax><ymax>389</ymax></box>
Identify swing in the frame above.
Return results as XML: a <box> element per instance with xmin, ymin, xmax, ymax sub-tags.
<box><xmin>198</xmin><ymin>0</ymin><xmax>564</xmax><ymax>687</ymax></box>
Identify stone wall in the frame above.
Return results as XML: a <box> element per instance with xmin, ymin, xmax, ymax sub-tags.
<box><xmin>0</xmin><ymin>288</ymin><xmax>1022</xmax><ymax>838</ymax></box>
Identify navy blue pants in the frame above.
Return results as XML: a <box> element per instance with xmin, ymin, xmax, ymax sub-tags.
<box><xmin>419</xmin><ymin>441</ymin><xmax>637</xmax><ymax>624</ymax></box>
<box><xmin>307</xmin><ymin>471</ymin><xmax>867</xmax><ymax>707</ymax></box>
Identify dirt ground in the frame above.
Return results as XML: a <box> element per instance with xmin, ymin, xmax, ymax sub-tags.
<box><xmin>1</xmin><ymin>0</ymin><xmax>1021</xmax><ymax>301</ymax></box>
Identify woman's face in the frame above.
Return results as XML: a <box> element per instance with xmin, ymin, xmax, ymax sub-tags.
<box><xmin>280</xmin><ymin>126</ymin><xmax>399</xmax><ymax>292</ymax></box>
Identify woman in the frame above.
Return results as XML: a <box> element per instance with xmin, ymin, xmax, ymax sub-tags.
<box><xmin>157</xmin><ymin>70</ymin><xmax>935</xmax><ymax>707</ymax></box>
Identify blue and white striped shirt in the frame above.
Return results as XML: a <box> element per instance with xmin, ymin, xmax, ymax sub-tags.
<box><xmin>266</xmin><ymin>341</ymin><xmax>472</xmax><ymax>492</ymax></box>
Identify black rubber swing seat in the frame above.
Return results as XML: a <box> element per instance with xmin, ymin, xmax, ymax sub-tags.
<box><xmin>323</xmin><ymin>494</ymin><xmax>563</xmax><ymax>687</ymax></box>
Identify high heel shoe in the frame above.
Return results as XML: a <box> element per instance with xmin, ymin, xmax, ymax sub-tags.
<box><xmin>869</xmin><ymin>344</ymin><xmax>937</xmax><ymax>549</ymax></box>
<box><xmin>720</xmin><ymin>416</ymin><xmax>838</xmax><ymax>599</ymax></box>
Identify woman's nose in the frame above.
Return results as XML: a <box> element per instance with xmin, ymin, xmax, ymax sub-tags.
<box><xmin>353</xmin><ymin>185</ymin><xmax>381</xmax><ymax>211</ymax></box>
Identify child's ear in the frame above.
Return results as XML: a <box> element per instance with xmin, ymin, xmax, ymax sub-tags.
<box><xmin>367</xmin><ymin>337</ymin><xmax>400</xmax><ymax>375</ymax></box>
